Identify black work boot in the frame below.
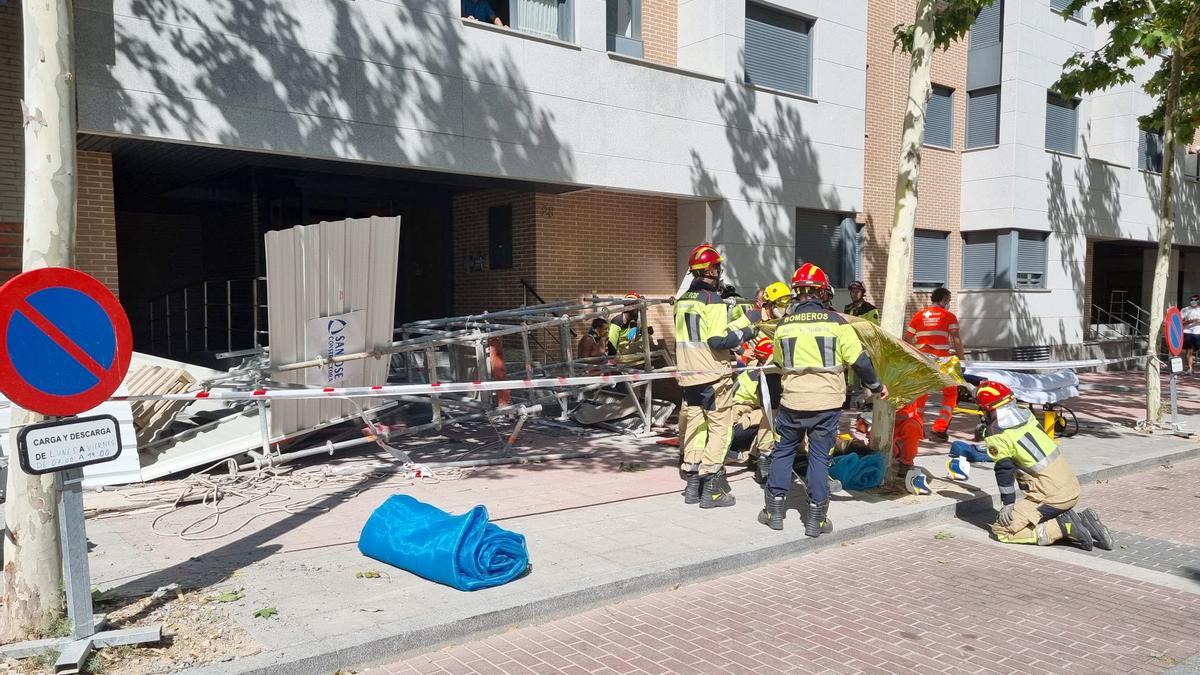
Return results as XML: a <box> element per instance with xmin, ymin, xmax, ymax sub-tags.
<box><xmin>682</xmin><ymin>472</ymin><xmax>701</xmax><ymax>505</ymax></box>
<box><xmin>804</xmin><ymin>501</ymin><xmax>833</xmax><ymax>538</ymax></box>
<box><xmin>1055</xmin><ymin>510</ymin><xmax>1095</xmax><ymax>551</ymax></box>
<box><xmin>700</xmin><ymin>469</ymin><xmax>736</xmax><ymax>509</ymax></box>
<box><xmin>1078</xmin><ymin>508</ymin><xmax>1115</xmax><ymax>551</ymax></box>
<box><xmin>757</xmin><ymin>492</ymin><xmax>786</xmax><ymax>530</ymax></box>
<box><xmin>755</xmin><ymin>455</ymin><xmax>771</xmax><ymax>484</ymax></box>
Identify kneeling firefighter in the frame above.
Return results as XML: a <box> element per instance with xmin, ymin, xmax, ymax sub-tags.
<box><xmin>676</xmin><ymin>243</ymin><xmax>760</xmax><ymax>508</ymax></box>
<box><xmin>760</xmin><ymin>263</ymin><xmax>888</xmax><ymax>535</ymax></box>
<box><xmin>724</xmin><ymin>337</ymin><xmax>779</xmax><ymax>475</ymax></box>
<box><xmin>975</xmin><ymin>380</ymin><xmax>1114</xmax><ymax>550</ymax></box>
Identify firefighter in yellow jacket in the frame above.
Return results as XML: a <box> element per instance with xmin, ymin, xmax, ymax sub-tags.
<box><xmin>675</xmin><ymin>243</ymin><xmax>759</xmax><ymax>508</ymax></box>
<box><xmin>725</xmin><ymin>337</ymin><xmax>778</xmax><ymax>479</ymax></box>
<box><xmin>975</xmin><ymin>380</ymin><xmax>1114</xmax><ymax>550</ymax></box>
<box><xmin>760</xmin><ymin>263</ymin><xmax>887</xmax><ymax>535</ymax></box>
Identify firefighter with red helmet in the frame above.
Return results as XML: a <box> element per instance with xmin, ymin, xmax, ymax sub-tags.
<box><xmin>724</xmin><ymin>337</ymin><xmax>778</xmax><ymax>475</ymax></box>
<box><xmin>759</xmin><ymin>263</ymin><xmax>888</xmax><ymax>535</ymax></box>
<box><xmin>675</xmin><ymin>243</ymin><xmax>760</xmax><ymax>508</ymax></box>
<box><xmin>975</xmin><ymin>380</ymin><xmax>1114</xmax><ymax>550</ymax></box>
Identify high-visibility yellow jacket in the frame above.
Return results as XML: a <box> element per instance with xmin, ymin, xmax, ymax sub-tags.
<box><xmin>731</xmin><ymin>369</ymin><xmax>760</xmax><ymax>406</ymax></box>
<box><xmin>844</xmin><ymin>301</ymin><xmax>880</xmax><ymax>324</ymax></box>
<box><xmin>771</xmin><ymin>300</ymin><xmax>881</xmax><ymax>411</ymax></box>
<box><xmin>674</xmin><ymin>279</ymin><xmax>756</xmax><ymax>387</ymax></box>
<box><xmin>985</xmin><ymin>410</ymin><xmax>1080</xmax><ymax>508</ymax></box>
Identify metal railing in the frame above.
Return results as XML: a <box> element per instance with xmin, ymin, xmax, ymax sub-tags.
<box><xmin>146</xmin><ymin>277</ymin><xmax>268</xmax><ymax>357</ymax></box>
<box><xmin>1107</xmin><ymin>290</ymin><xmax>1151</xmax><ymax>337</ymax></box>
<box><xmin>1089</xmin><ymin>302</ymin><xmax>1149</xmax><ymax>340</ymax></box>
<box><xmin>521</xmin><ymin>279</ymin><xmax>577</xmax><ymax>363</ymax></box>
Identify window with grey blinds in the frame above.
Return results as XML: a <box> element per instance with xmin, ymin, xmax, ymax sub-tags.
<box><xmin>795</xmin><ymin>210</ymin><xmax>857</xmax><ymax>287</ymax></box>
<box><xmin>745</xmin><ymin>3</ymin><xmax>813</xmax><ymax>97</ymax></box>
<box><xmin>1045</xmin><ymin>92</ymin><xmax>1078</xmax><ymax>154</ymax></box>
<box><xmin>1049</xmin><ymin>0</ymin><xmax>1083</xmax><ymax>17</ymax></box>
<box><xmin>968</xmin><ymin>1</ymin><xmax>1002</xmax><ymax>50</ymax></box>
<box><xmin>913</xmin><ymin>229</ymin><xmax>948</xmax><ymax>288</ymax></box>
<box><xmin>1016</xmin><ymin>231</ymin><xmax>1047</xmax><ymax>288</ymax></box>
<box><xmin>967</xmin><ymin>87</ymin><xmax>1000</xmax><ymax>148</ymax></box>
<box><xmin>926</xmin><ymin>86</ymin><xmax>954</xmax><ymax>148</ymax></box>
<box><xmin>1138</xmin><ymin>129</ymin><xmax>1164</xmax><ymax>173</ymax></box>
<box><xmin>962</xmin><ymin>232</ymin><xmax>997</xmax><ymax>288</ymax></box>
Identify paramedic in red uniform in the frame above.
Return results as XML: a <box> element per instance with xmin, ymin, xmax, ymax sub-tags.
<box><xmin>904</xmin><ymin>287</ymin><xmax>965</xmax><ymax>442</ymax></box>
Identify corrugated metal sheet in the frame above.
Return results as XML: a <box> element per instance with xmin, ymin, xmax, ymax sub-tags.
<box><xmin>266</xmin><ymin>217</ymin><xmax>401</xmax><ymax>436</ymax></box>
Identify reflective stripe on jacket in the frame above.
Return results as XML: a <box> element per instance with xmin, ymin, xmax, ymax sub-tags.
<box><xmin>985</xmin><ymin>414</ymin><xmax>1080</xmax><ymax>507</ymax></box>
<box><xmin>674</xmin><ymin>280</ymin><xmax>755</xmax><ymax>387</ymax></box>
<box><xmin>772</xmin><ymin>300</ymin><xmax>875</xmax><ymax>411</ymax></box>
<box><xmin>906</xmin><ymin>305</ymin><xmax>959</xmax><ymax>357</ymax></box>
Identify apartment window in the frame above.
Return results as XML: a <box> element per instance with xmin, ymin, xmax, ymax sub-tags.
<box><xmin>795</xmin><ymin>210</ymin><xmax>859</xmax><ymax>287</ymax></box>
<box><xmin>1138</xmin><ymin>128</ymin><xmax>1164</xmax><ymax>173</ymax></box>
<box><xmin>913</xmin><ymin>229</ymin><xmax>949</xmax><ymax>288</ymax></box>
<box><xmin>1016</xmin><ymin>231</ymin><xmax>1047</xmax><ymax>288</ymax></box>
<box><xmin>745</xmin><ymin>3</ymin><xmax>813</xmax><ymax>97</ymax></box>
<box><xmin>962</xmin><ymin>230</ymin><xmax>1048</xmax><ymax>289</ymax></box>
<box><xmin>1045</xmin><ymin>92</ymin><xmax>1079</xmax><ymax>155</ymax></box>
<box><xmin>962</xmin><ymin>232</ymin><xmax>997</xmax><ymax>289</ymax></box>
<box><xmin>1049</xmin><ymin>0</ymin><xmax>1084</xmax><ymax>18</ymax></box>
<box><xmin>966</xmin><ymin>87</ymin><xmax>1000</xmax><ymax>147</ymax></box>
<box><xmin>968</xmin><ymin>1</ymin><xmax>1002</xmax><ymax>50</ymax></box>
<box><xmin>488</xmin><ymin>205</ymin><xmax>513</xmax><ymax>270</ymax></box>
<box><xmin>925</xmin><ymin>86</ymin><xmax>954</xmax><ymax>148</ymax></box>
<box><xmin>607</xmin><ymin>0</ymin><xmax>642</xmax><ymax>57</ymax></box>
<box><xmin>522</xmin><ymin>0</ymin><xmax>574</xmax><ymax>40</ymax></box>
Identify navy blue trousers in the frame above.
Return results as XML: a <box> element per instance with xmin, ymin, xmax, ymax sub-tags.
<box><xmin>767</xmin><ymin>407</ymin><xmax>841</xmax><ymax>503</ymax></box>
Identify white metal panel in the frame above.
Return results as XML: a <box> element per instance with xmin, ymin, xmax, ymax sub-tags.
<box><xmin>266</xmin><ymin>217</ymin><xmax>400</xmax><ymax>436</ymax></box>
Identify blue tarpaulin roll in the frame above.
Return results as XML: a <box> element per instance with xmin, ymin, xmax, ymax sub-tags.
<box><xmin>358</xmin><ymin>495</ymin><xmax>529</xmax><ymax>591</ymax></box>
<box><xmin>829</xmin><ymin>453</ymin><xmax>885</xmax><ymax>491</ymax></box>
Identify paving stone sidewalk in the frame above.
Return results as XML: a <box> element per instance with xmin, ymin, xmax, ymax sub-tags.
<box><xmin>72</xmin><ymin>372</ymin><xmax>1200</xmax><ymax>674</ymax></box>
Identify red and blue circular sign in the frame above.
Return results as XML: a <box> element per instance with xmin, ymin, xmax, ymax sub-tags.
<box><xmin>0</xmin><ymin>268</ymin><xmax>132</xmax><ymax>417</ymax></box>
<box><xmin>1165</xmin><ymin>306</ymin><xmax>1185</xmax><ymax>358</ymax></box>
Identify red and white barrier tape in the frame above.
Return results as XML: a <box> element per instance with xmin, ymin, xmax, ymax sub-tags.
<box><xmin>108</xmin><ymin>366</ymin><xmax>766</xmax><ymax>403</ymax></box>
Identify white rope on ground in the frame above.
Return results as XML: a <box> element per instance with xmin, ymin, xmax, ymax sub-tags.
<box><xmin>94</xmin><ymin>457</ymin><xmax>467</xmax><ymax>541</ymax></box>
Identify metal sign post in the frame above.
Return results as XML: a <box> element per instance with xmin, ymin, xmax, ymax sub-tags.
<box><xmin>1163</xmin><ymin>307</ymin><xmax>1189</xmax><ymax>437</ymax></box>
<box><xmin>0</xmin><ymin>269</ymin><xmax>161</xmax><ymax>672</ymax></box>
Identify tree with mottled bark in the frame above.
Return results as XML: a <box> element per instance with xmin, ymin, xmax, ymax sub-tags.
<box><xmin>1</xmin><ymin>0</ymin><xmax>78</xmax><ymax>641</ymax></box>
<box><xmin>1055</xmin><ymin>0</ymin><xmax>1200</xmax><ymax>427</ymax></box>
<box><xmin>872</xmin><ymin>0</ymin><xmax>997</xmax><ymax>474</ymax></box>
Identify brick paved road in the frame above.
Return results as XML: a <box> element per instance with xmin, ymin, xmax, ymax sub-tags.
<box><xmin>374</xmin><ymin>461</ymin><xmax>1200</xmax><ymax>675</ymax></box>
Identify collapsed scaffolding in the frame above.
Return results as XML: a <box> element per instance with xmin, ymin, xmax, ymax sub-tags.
<box><xmin>127</xmin><ymin>294</ymin><xmax>678</xmax><ymax>477</ymax></box>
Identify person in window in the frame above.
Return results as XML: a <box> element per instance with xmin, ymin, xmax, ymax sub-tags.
<box><xmin>462</xmin><ymin>0</ymin><xmax>505</xmax><ymax>26</ymax></box>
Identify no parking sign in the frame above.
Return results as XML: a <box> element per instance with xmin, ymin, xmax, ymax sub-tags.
<box><xmin>1165</xmin><ymin>306</ymin><xmax>1185</xmax><ymax>358</ymax></box>
<box><xmin>0</xmin><ymin>268</ymin><xmax>132</xmax><ymax>416</ymax></box>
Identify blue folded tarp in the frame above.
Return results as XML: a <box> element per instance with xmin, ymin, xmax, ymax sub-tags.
<box><xmin>358</xmin><ymin>495</ymin><xmax>529</xmax><ymax>591</ymax></box>
<box><xmin>829</xmin><ymin>453</ymin><xmax>885</xmax><ymax>491</ymax></box>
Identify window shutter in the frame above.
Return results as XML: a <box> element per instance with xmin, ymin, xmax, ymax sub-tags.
<box><xmin>838</xmin><ymin>217</ymin><xmax>859</xmax><ymax>287</ymax></box>
<box><xmin>969</xmin><ymin>1</ymin><xmax>1002</xmax><ymax>50</ymax></box>
<box><xmin>1045</xmin><ymin>93</ymin><xmax>1078</xmax><ymax>154</ymax></box>
<box><xmin>1139</xmin><ymin>129</ymin><xmax>1163</xmax><ymax>172</ymax></box>
<box><xmin>1016</xmin><ymin>231</ymin><xmax>1047</xmax><ymax>288</ymax></box>
<box><xmin>926</xmin><ymin>87</ymin><xmax>954</xmax><ymax>148</ymax></box>
<box><xmin>745</xmin><ymin>3</ymin><xmax>812</xmax><ymax>97</ymax></box>
<box><xmin>854</xmin><ymin>226</ymin><xmax>866</xmax><ymax>282</ymax></box>
<box><xmin>913</xmin><ymin>230</ymin><xmax>948</xmax><ymax>287</ymax></box>
<box><xmin>966</xmin><ymin>87</ymin><xmax>1000</xmax><ymax>148</ymax></box>
<box><xmin>962</xmin><ymin>233</ymin><xmax>997</xmax><ymax>288</ymax></box>
<box><xmin>1048</xmin><ymin>0</ymin><xmax>1070</xmax><ymax>10</ymax></box>
<box><xmin>795</xmin><ymin>209</ymin><xmax>843</xmax><ymax>286</ymax></box>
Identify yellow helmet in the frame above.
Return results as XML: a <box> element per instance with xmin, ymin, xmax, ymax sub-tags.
<box><xmin>763</xmin><ymin>281</ymin><xmax>792</xmax><ymax>305</ymax></box>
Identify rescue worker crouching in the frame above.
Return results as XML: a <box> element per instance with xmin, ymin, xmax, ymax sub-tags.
<box><xmin>760</xmin><ymin>263</ymin><xmax>888</xmax><ymax>535</ymax></box>
<box><xmin>975</xmin><ymin>380</ymin><xmax>1114</xmax><ymax>550</ymax></box>
<box><xmin>676</xmin><ymin>243</ymin><xmax>760</xmax><ymax>509</ymax></box>
<box><xmin>724</xmin><ymin>337</ymin><xmax>779</xmax><ymax>481</ymax></box>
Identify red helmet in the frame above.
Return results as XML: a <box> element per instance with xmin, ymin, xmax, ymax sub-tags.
<box><xmin>974</xmin><ymin>380</ymin><xmax>1015</xmax><ymax>411</ymax></box>
<box><xmin>751</xmin><ymin>337</ymin><xmax>774</xmax><ymax>362</ymax></box>
<box><xmin>624</xmin><ymin>292</ymin><xmax>644</xmax><ymax>300</ymax></box>
<box><xmin>688</xmin><ymin>243</ymin><xmax>724</xmax><ymax>271</ymax></box>
<box><xmin>791</xmin><ymin>262</ymin><xmax>830</xmax><ymax>290</ymax></box>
